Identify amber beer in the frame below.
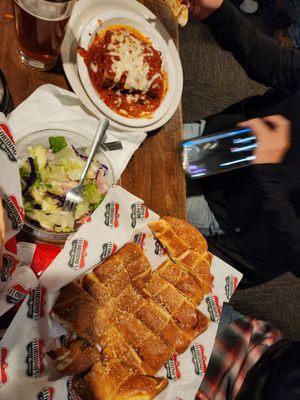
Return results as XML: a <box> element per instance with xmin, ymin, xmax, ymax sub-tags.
<box><xmin>14</xmin><ymin>0</ymin><xmax>75</xmax><ymax>71</ymax></box>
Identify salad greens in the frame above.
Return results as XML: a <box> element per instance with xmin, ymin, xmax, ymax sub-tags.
<box><xmin>49</xmin><ymin>136</ymin><xmax>67</xmax><ymax>153</ymax></box>
<box><xmin>20</xmin><ymin>136</ymin><xmax>109</xmax><ymax>233</ymax></box>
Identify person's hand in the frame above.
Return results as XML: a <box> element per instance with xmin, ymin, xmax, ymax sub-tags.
<box><xmin>186</xmin><ymin>0</ymin><xmax>224</xmax><ymax>20</ymax></box>
<box><xmin>238</xmin><ymin>115</ymin><xmax>291</xmax><ymax>164</ymax></box>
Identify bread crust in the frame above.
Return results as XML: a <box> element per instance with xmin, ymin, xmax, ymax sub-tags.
<box><xmin>51</xmin><ymin>217</ymin><xmax>211</xmax><ymax>400</ymax></box>
<box><xmin>149</xmin><ymin>218</ymin><xmax>212</xmax><ymax>294</ymax></box>
<box><xmin>164</xmin><ymin>0</ymin><xmax>189</xmax><ymax>26</ymax></box>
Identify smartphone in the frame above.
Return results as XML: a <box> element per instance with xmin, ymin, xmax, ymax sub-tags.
<box><xmin>181</xmin><ymin>127</ymin><xmax>257</xmax><ymax>179</ymax></box>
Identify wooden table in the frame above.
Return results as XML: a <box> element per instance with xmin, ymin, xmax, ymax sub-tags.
<box><xmin>0</xmin><ymin>0</ymin><xmax>186</xmax><ymax>219</ymax></box>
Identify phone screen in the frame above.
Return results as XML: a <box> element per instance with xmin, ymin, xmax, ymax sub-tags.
<box><xmin>182</xmin><ymin>128</ymin><xmax>256</xmax><ymax>179</ymax></box>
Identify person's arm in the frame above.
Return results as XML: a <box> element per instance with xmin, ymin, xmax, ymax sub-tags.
<box><xmin>239</xmin><ymin>116</ymin><xmax>300</xmax><ymax>276</ymax></box>
<box><xmin>188</xmin><ymin>0</ymin><xmax>300</xmax><ymax>94</ymax></box>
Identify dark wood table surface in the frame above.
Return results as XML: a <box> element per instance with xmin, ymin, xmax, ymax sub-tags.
<box><xmin>0</xmin><ymin>0</ymin><xmax>186</xmax><ymax>219</ymax></box>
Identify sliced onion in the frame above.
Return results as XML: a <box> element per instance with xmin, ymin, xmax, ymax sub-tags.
<box><xmin>96</xmin><ymin>163</ymin><xmax>108</xmax><ymax>176</ymax></box>
<box><xmin>22</xmin><ymin>157</ymin><xmax>37</xmax><ymax>195</ymax></box>
<box><xmin>95</xmin><ymin>169</ymin><xmax>109</xmax><ymax>194</ymax></box>
<box><xmin>72</xmin><ymin>145</ymin><xmax>88</xmax><ymax>161</ymax></box>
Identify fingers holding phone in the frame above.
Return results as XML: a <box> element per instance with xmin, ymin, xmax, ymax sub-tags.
<box><xmin>238</xmin><ymin>115</ymin><xmax>291</xmax><ymax>165</ymax></box>
<box><xmin>185</xmin><ymin>0</ymin><xmax>223</xmax><ymax>20</ymax></box>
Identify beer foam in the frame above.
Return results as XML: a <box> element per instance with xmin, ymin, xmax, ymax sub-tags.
<box><xmin>15</xmin><ymin>0</ymin><xmax>73</xmax><ymax>22</ymax></box>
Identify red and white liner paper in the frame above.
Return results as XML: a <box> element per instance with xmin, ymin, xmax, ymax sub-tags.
<box><xmin>0</xmin><ymin>114</ymin><xmax>38</xmax><ymax>317</ymax></box>
<box><xmin>0</xmin><ymin>184</ymin><xmax>242</xmax><ymax>400</ymax></box>
<box><xmin>0</xmin><ymin>108</ymin><xmax>243</xmax><ymax>399</ymax></box>
<box><xmin>0</xmin><ymin>83</ymin><xmax>147</xmax><ymax>318</ymax></box>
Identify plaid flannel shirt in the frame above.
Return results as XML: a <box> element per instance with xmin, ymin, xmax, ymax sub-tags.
<box><xmin>197</xmin><ymin>317</ymin><xmax>283</xmax><ymax>400</ymax></box>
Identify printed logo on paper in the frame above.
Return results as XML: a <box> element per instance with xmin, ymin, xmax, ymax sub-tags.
<box><xmin>67</xmin><ymin>378</ymin><xmax>80</xmax><ymax>400</ymax></box>
<box><xmin>130</xmin><ymin>202</ymin><xmax>149</xmax><ymax>228</ymax></box>
<box><xmin>191</xmin><ymin>343</ymin><xmax>207</xmax><ymax>376</ymax></box>
<box><xmin>225</xmin><ymin>275</ymin><xmax>239</xmax><ymax>300</ymax></box>
<box><xmin>100</xmin><ymin>242</ymin><xmax>117</xmax><ymax>262</ymax></box>
<box><xmin>26</xmin><ymin>338</ymin><xmax>44</xmax><ymax>377</ymax></box>
<box><xmin>7</xmin><ymin>282</ymin><xmax>30</xmax><ymax>304</ymax></box>
<box><xmin>2</xmin><ymin>194</ymin><xmax>24</xmax><ymax>231</ymax></box>
<box><xmin>154</xmin><ymin>240</ymin><xmax>166</xmax><ymax>256</ymax></box>
<box><xmin>134</xmin><ymin>232</ymin><xmax>147</xmax><ymax>249</ymax></box>
<box><xmin>206</xmin><ymin>294</ymin><xmax>222</xmax><ymax>322</ymax></box>
<box><xmin>0</xmin><ymin>124</ymin><xmax>17</xmax><ymax>162</ymax></box>
<box><xmin>1</xmin><ymin>253</ymin><xmax>18</xmax><ymax>282</ymax></box>
<box><xmin>0</xmin><ymin>347</ymin><xmax>8</xmax><ymax>385</ymax></box>
<box><xmin>104</xmin><ymin>201</ymin><xmax>120</xmax><ymax>228</ymax></box>
<box><xmin>164</xmin><ymin>354</ymin><xmax>181</xmax><ymax>380</ymax></box>
<box><xmin>27</xmin><ymin>286</ymin><xmax>46</xmax><ymax>320</ymax></box>
<box><xmin>68</xmin><ymin>239</ymin><xmax>88</xmax><ymax>270</ymax></box>
<box><xmin>4</xmin><ymin>237</ymin><xmax>17</xmax><ymax>254</ymax></box>
<box><xmin>37</xmin><ymin>387</ymin><xmax>55</xmax><ymax>400</ymax></box>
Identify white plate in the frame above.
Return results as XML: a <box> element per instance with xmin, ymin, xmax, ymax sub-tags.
<box><xmin>61</xmin><ymin>0</ymin><xmax>183</xmax><ymax>133</ymax></box>
<box><xmin>77</xmin><ymin>10</ymin><xmax>177</xmax><ymax>128</ymax></box>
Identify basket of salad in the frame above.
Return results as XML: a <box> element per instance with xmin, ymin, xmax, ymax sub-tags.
<box><xmin>17</xmin><ymin>128</ymin><xmax>116</xmax><ymax>243</ymax></box>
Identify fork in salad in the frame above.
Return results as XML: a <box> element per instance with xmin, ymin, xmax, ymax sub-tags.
<box><xmin>63</xmin><ymin>119</ymin><xmax>109</xmax><ymax>212</ymax></box>
<box><xmin>20</xmin><ymin>132</ymin><xmax>110</xmax><ymax>233</ymax></box>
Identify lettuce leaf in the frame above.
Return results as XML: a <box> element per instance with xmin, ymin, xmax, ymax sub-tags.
<box><xmin>49</xmin><ymin>136</ymin><xmax>67</xmax><ymax>154</ymax></box>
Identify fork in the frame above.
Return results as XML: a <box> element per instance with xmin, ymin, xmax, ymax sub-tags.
<box><xmin>63</xmin><ymin>118</ymin><xmax>109</xmax><ymax>212</ymax></box>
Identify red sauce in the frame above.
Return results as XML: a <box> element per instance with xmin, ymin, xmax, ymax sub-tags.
<box><xmin>78</xmin><ymin>25</ymin><xmax>167</xmax><ymax>119</ymax></box>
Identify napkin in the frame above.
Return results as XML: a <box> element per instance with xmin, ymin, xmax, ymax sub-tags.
<box><xmin>8</xmin><ymin>84</ymin><xmax>147</xmax><ymax>178</ymax></box>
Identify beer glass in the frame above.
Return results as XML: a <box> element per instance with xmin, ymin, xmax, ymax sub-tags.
<box><xmin>14</xmin><ymin>0</ymin><xmax>75</xmax><ymax>71</ymax></box>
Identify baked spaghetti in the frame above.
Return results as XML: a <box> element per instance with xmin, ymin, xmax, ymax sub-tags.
<box><xmin>78</xmin><ymin>24</ymin><xmax>168</xmax><ymax>119</ymax></box>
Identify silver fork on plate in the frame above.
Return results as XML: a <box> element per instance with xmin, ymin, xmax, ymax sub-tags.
<box><xmin>63</xmin><ymin>119</ymin><xmax>109</xmax><ymax>212</ymax></box>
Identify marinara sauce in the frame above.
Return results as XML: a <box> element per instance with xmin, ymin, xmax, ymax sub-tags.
<box><xmin>78</xmin><ymin>25</ymin><xmax>167</xmax><ymax>119</ymax></box>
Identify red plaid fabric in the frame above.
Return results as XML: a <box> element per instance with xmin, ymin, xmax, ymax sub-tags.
<box><xmin>197</xmin><ymin>317</ymin><xmax>283</xmax><ymax>400</ymax></box>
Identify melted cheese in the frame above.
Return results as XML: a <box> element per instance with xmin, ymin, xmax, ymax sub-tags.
<box><xmin>115</xmin><ymin>97</ymin><xmax>122</xmax><ymax>108</ymax></box>
<box><xmin>90</xmin><ymin>62</ymin><xmax>98</xmax><ymax>73</ymax></box>
<box><xmin>126</xmin><ymin>94</ymin><xmax>139</xmax><ymax>104</ymax></box>
<box><xmin>107</xmin><ymin>30</ymin><xmax>162</xmax><ymax>93</ymax></box>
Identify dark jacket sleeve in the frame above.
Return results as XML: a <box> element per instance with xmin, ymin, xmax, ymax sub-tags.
<box><xmin>204</xmin><ymin>0</ymin><xmax>300</xmax><ymax>95</ymax></box>
<box><xmin>253</xmin><ymin>164</ymin><xmax>300</xmax><ymax>277</ymax></box>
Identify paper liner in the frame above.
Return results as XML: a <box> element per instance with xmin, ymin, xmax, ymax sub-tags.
<box><xmin>0</xmin><ymin>117</ymin><xmax>61</xmax><ymax>319</ymax></box>
<box><xmin>0</xmin><ymin>185</ymin><xmax>242</xmax><ymax>399</ymax></box>
<box><xmin>0</xmin><ymin>114</ymin><xmax>37</xmax><ymax>317</ymax></box>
